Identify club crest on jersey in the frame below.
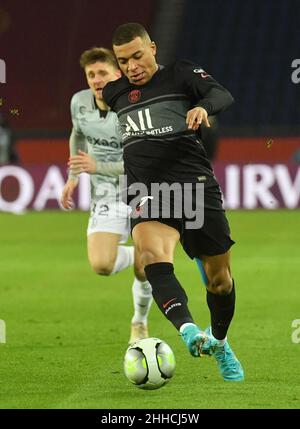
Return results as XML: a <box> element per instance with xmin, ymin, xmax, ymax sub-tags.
<box><xmin>128</xmin><ymin>89</ymin><xmax>141</xmax><ymax>103</ymax></box>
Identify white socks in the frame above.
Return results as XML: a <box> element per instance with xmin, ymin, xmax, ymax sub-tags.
<box><xmin>215</xmin><ymin>337</ymin><xmax>227</xmax><ymax>347</ymax></box>
<box><xmin>111</xmin><ymin>246</ymin><xmax>134</xmax><ymax>274</ymax></box>
<box><xmin>179</xmin><ymin>323</ymin><xmax>196</xmax><ymax>333</ymax></box>
<box><xmin>179</xmin><ymin>323</ymin><xmax>227</xmax><ymax>346</ymax></box>
<box><xmin>131</xmin><ymin>278</ymin><xmax>153</xmax><ymax>325</ymax></box>
<box><xmin>110</xmin><ymin>247</ymin><xmax>153</xmax><ymax>326</ymax></box>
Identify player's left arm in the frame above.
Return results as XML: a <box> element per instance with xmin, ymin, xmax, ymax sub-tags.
<box><xmin>178</xmin><ymin>61</ymin><xmax>234</xmax><ymax>130</ymax></box>
<box><xmin>68</xmin><ymin>150</ymin><xmax>124</xmax><ymax>176</ymax></box>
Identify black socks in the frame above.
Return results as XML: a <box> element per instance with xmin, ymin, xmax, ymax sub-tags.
<box><xmin>145</xmin><ymin>261</ymin><xmax>236</xmax><ymax>339</ymax></box>
<box><xmin>206</xmin><ymin>281</ymin><xmax>236</xmax><ymax>340</ymax></box>
<box><xmin>144</xmin><ymin>262</ymin><xmax>194</xmax><ymax>330</ymax></box>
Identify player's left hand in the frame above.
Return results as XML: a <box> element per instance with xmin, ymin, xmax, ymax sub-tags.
<box><xmin>68</xmin><ymin>150</ymin><xmax>97</xmax><ymax>174</ymax></box>
<box><xmin>186</xmin><ymin>107</ymin><xmax>210</xmax><ymax>130</ymax></box>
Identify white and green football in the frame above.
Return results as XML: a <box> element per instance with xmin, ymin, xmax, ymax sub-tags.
<box><xmin>124</xmin><ymin>337</ymin><xmax>176</xmax><ymax>390</ymax></box>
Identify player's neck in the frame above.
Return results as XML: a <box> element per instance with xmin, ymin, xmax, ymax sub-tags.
<box><xmin>95</xmin><ymin>98</ymin><xmax>108</xmax><ymax>111</ymax></box>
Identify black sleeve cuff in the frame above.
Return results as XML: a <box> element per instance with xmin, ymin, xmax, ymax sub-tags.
<box><xmin>194</xmin><ymin>101</ymin><xmax>213</xmax><ymax>115</ymax></box>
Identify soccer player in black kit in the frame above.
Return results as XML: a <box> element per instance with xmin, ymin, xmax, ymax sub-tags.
<box><xmin>103</xmin><ymin>23</ymin><xmax>244</xmax><ymax>381</ymax></box>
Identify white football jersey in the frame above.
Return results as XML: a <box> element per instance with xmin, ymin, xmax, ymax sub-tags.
<box><xmin>71</xmin><ymin>89</ymin><xmax>123</xmax><ymax>202</ymax></box>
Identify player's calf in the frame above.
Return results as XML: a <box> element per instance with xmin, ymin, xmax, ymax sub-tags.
<box><xmin>206</xmin><ymin>280</ymin><xmax>235</xmax><ymax>341</ymax></box>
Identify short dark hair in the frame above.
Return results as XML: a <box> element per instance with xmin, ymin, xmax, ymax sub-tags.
<box><xmin>79</xmin><ymin>47</ymin><xmax>119</xmax><ymax>69</ymax></box>
<box><xmin>112</xmin><ymin>23</ymin><xmax>150</xmax><ymax>46</ymax></box>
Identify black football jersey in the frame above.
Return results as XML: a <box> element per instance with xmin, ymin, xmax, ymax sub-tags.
<box><xmin>103</xmin><ymin>60</ymin><xmax>234</xmax><ymax>187</ymax></box>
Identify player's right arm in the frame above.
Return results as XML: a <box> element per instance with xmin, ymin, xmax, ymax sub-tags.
<box><xmin>60</xmin><ymin>127</ymin><xmax>86</xmax><ymax>209</ymax></box>
<box><xmin>60</xmin><ymin>176</ymin><xmax>77</xmax><ymax>210</ymax></box>
<box><xmin>61</xmin><ymin>93</ymin><xmax>87</xmax><ymax>210</ymax></box>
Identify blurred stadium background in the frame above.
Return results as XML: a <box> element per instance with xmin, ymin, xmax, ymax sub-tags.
<box><xmin>0</xmin><ymin>0</ymin><xmax>300</xmax><ymax>409</ymax></box>
<box><xmin>1</xmin><ymin>0</ymin><xmax>300</xmax><ymax>210</ymax></box>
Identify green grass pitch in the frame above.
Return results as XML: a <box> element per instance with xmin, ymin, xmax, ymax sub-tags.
<box><xmin>0</xmin><ymin>210</ymin><xmax>299</xmax><ymax>409</ymax></box>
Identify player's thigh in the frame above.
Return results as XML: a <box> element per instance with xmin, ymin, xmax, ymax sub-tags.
<box><xmin>87</xmin><ymin>232</ymin><xmax>121</xmax><ymax>270</ymax></box>
<box><xmin>132</xmin><ymin>220</ymin><xmax>180</xmax><ymax>265</ymax></box>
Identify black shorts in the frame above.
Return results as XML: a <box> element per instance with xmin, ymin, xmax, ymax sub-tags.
<box><xmin>130</xmin><ymin>184</ymin><xmax>235</xmax><ymax>259</ymax></box>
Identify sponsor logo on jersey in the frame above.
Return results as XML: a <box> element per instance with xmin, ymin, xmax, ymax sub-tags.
<box><xmin>193</xmin><ymin>68</ymin><xmax>205</xmax><ymax>73</ymax></box>
<box><xmin>193</xmin><ymin>68</ymin><xmax>210</xmax><ymax>79</ymax></box>
<box><xmin>128</xmin><ymin>89</ymin><xmax>141</xmax><ymax>103</ymax></box>
<box><xmin>86</xmin><ymin>136</ymin><xmax>124</xmax><ymax>148</ymax></box>
<box><xmin>123</xmin><ymin>108</ymin><xmax>173</xmax><ymax>138</ymax></box>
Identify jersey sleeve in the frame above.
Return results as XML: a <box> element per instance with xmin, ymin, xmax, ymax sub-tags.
<box><xmin>95</xmin><ymin>160</ymin><xmax>124</xmax><ymax>176</ymax></box>
<box><xmin>70</xmin><ymin>94</ymin><xmax>83</xmax><ymax>133</ymax></box>
<box><xmin>68</xmin><ymin>94</ymin><xmax>86</xmax><ymax>180</ymax></box>
<box><xmin>175</xmin><ymin>60</ymin><xmax>234</xmax><ymax>115</ymax></box>
<box><xmin>103</xmin><ymin>77</ymin><xmax>127</xmax><ymax>110</ymax></box>
<box><xmin>102</xmin><ymin>81</ymin><xmax>115</xmax><ymax>109</ymax></box>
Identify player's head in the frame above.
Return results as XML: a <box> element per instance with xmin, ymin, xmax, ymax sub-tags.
<box><xmin>79</xmin><ymin>47</ymin><xmax>121</xmax><ymax>101</ymax></box>
<box><xmin>112</xmin><ymin>23</ymin><xmax>158</xmax><ymax>86</ymax></box>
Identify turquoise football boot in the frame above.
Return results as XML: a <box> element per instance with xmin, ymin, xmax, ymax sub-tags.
<box><xmin>181</xmin><ymin>324</ymin><xmax>210</xmax><ymax>357</ymax></box>
<box><xmin>205</xmin><ymin>327</ymin><xmax>244</xmax><ymax>381</ymax></box>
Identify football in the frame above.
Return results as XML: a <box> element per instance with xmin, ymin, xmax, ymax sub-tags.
<box><xmin>124</xmin><ymin>337</ymin><xmax>176</xmax><ymax>390</ymax></box>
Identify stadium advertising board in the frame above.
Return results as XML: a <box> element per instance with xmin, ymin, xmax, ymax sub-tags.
<box><xmin>0</xmin><ymin>163</ymin><xmax>299</xmax><ymax>212</ymax></box>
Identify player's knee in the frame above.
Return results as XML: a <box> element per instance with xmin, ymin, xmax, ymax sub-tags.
<box><xmin>90</xmin><ymin>259</ymin><xmax>114</xmax><ymax>276</ymax></box>
<box><xmin>133</xmin><ymin>254</ymin><xmax>147</xmax><ymax>282</ymax></box>
<box><xmin>139</xmin><ymin>248</ymin><xmax>168</xmax><ymax>266</ymax></box>
<box><xmin>207</xmin><ymin>272</ymin><xmax>233</xmax><ymax>295</ymax></box>
<box><xmin>134</xmin><ymin>264</ymin><xmax>146</xmax><ymax>282</ymax></box>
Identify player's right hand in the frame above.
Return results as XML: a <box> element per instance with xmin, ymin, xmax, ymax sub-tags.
<box><xmin>186</xmin><ymin>106</ymin><xmax>210</xmax><ymax>130</ymax></box>
<box><xmin>60</xmin><ymin>178</ymin><xmax>78</xmax><ymax>210</ymax></box>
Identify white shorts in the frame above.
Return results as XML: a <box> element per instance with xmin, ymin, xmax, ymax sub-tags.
<box><xmin>87</xmin><ymin>199</ymin><xmax>131</xmax><ymax>243</ymax></box>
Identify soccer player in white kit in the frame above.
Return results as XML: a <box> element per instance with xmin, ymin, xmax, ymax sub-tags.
<box><xmin>60</xmin><ymin>47</ymin><xmax>153</xmax><ymax>343</ymax></box>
